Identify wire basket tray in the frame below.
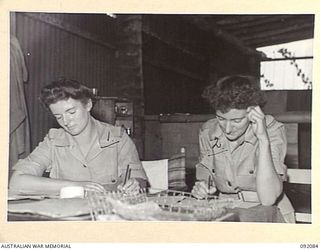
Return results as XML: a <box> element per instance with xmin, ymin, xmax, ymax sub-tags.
<box><xmin>87</xmin><ymin>189</ymin><xmax>234</xmax><ymax>221</ymax></box>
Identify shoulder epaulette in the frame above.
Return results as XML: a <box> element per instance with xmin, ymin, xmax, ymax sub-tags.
<box><xmin>201</xmin><ymin>118</ymin><xmax>218</xmax><ymax>131</ymax></box>
<box><xmin>47</xmin><ymin>128</ymin><xmax>65</xmax><ymax>139</ymax></box>
<box><xmin>265</xmin><ymin>115</ymin><xmax>285</xmax><ymax>132</ymax></box>
<box><xmin>109</xmin><ymin>125</ymin><xmax>124</xmax><ymax>137</ymax></box>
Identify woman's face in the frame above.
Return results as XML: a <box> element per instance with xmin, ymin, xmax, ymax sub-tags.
<box><xmin>216</xmin><ymin>108</ymin><xmax>250</xmax><ymax>141</ymax></box>
<box><xmin>49</xmin><ymin>98</ymin><xmax>92</xmax><ymax>136</ymax></box>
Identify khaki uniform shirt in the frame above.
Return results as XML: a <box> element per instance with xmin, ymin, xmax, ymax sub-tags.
<box><xmin>196</xmin><ymin>115</ymin><xmax>295</xmax><ymax>222</ymax></box>
<box><xmin>13</xmin><ymin>118</ymin><xmax>146</xmax><ymax>187</ymax></box>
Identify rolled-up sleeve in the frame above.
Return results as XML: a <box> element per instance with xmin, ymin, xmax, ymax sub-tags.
<box><xmin>117</xmin><ymin>133</ymin><xmax>147</xmax><ymax>180</ymax></box>
<box><xmin>12</xmin><ymin>135</ymin><xmax>52</xmax><ymax>176</ymax></box>
<box><xmin>267</xmin><ymin>120</ymin><xmax>288</xmax><ymax>181</ymax></box>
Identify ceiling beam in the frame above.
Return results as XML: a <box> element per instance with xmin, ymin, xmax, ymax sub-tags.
<box><xmin>245</xmin><ymin>30</ymin><xmax>314</xmax><ymax>48</ymax></box>
<box><xmin>219</xmin><ymin>15</ymin><xmax>312</xmax><ymax>32</ymax></box>
<box><xmin>208</xmin><ymin>15</ymin><xmax>273</xmax><ymax>26</ymax></box>
<box><xmin>229</xmin><ymin>16</ymin><xmax>314</xmax><ymax>37</ymax></box>
<box><xmin>242</xmin><ymin>23</ymin><xmax>314</xmax><ymax>43</ymax></box>
<box><xmin>215</xmin><ymin>15</ymin><xmax>284</xmax><ymax>29</ymax></box>
<box><xmin>182</xmin><ymin>15</ymin><xmax>262</xmax><ymax>57</ymax></box>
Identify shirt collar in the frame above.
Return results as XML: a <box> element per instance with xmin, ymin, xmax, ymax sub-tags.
<box><xmin>208</xmin><ymin>120</ymin><xmax>257</xmax><ymax>145</ymax></box>
<box><xmin>93</xmin><ymin>118</ymin><xmax>121</xmax><ymax>147</ymax></box>
<box><xmin>239</xmin><ymin>124</ymin><xmax>257</xmax><ymax>145</ymax></box>
<box><xmin>50</xmin><ymin>117</ymin><xmax>120</xmax><ymax>148</ymax></box>
<box><xmin>49</xmin><ymin>128</ymin><xmax>72</xmax><ymax>147</ymax></box>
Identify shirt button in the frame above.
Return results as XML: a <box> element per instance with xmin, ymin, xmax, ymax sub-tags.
<box><xmin>249</xmin><ymin>170</ymin><xmax>254</xmax><ymax>174</ymax></box>
<box><xmin>111</xmin><ymin>179</ymin><xmax>116</xmax><ymax>183</ymax></box>
<box><xmin>227</xmin><ymin>181</ymin><xmax>232</xmax><ymax>187</ymax></box>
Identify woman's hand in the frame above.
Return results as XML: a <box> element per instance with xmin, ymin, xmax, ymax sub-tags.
<box><xmin>247</xmin><ymin>106</ymin><xmax>268</xmax><ymax>141</ymax></box>
<box><xmin>117</xmin><ymin>178</ymin><xmax>141</xmax><ymax>195</ymax></box>
<box><xmin>82</xmin><ymin>182</ymin><xmax>106</xmax><ymax>193</ymax></box>
<box><xmin>191</xmin><ymin>181</ymin><xmax>217</xmax><ymax>199</ymax></box>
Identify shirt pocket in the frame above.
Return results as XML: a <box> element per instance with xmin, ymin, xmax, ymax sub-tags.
<box><xmin>100</xmin><ymin>176</ymin><xmax>121</xmax><ymax>191</ymax></box>
<box><xmin>213</xmin><ymin>175</ymin><xmax>239</xmax><ymax>193</ymax></box>
<box><xmin>236</xmin><ymin>166</ymin><xmax>257</xmax><ymax>191</ymax></box>
<box><xmin>89</xmin><ymin>147</ymin><xmax>119</xmax><ymax>185</ymax></box>
<box><xmin>51</xmin><ymin>148</ymin><xmax>89</xmax><ymax>181</ymax></box>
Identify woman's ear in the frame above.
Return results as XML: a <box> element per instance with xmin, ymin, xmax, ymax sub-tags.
<box><xmin>86</xmin><ymin>99</ymin><xmax>93</xmax><ymax>111</ymax></box>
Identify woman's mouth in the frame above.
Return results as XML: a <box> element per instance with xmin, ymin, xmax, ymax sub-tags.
<box><xmin>66</xmin><ymin>125</ymin><xmax>76</xmax><ymax>130</ymax></box>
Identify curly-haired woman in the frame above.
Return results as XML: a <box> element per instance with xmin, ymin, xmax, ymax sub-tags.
<box><xmin>191</xmin><ymin>75</ymin><xmax>295</xmax><ymax>223</ymax></box>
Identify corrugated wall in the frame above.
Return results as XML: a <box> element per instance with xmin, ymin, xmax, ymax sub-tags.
<box><xmin>14</xmin><ymin>13</ymin><xmax>117</xmax><ymax>150</ymax></box>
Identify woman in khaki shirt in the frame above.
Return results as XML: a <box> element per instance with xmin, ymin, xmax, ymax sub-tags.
<box><xmin>191</xmin><ymin>75</ymin><xmax>295</xmax><ymax>223</ymax></box>
<box><xmin>9</xmin><ymin>79</ymin><xmax>147</xmax><ymax>195</ymax></box>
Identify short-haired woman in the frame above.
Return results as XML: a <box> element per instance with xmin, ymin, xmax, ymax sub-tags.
<box><xmin>191</xmin><ymin>75</ymin><xmax>295</xmax><ymax>223</ymax></box>
<box><xmin>9</xmin><ymin>79</ymin><xmax>147</xmax><ymax>195</ymax></box>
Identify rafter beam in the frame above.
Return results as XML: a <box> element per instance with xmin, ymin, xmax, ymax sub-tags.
<box><xmin>182</xmin><ymin>16</ymin><xmax>262</xmax><ymax>57</ymax></box>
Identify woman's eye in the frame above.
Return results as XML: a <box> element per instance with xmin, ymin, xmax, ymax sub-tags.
<box><xmin>233</xmin><ymin>119</ymin><xmax>242</xmax><ymax>123</ymax></box>
<box><xmin>69</xmin><ymin>110</ymin><xmax>76</xmax><ymax>114</ymax></box>
<box><xmin>55</xmin><ymin>116</ymin><xmax>62</xmax><ymax>120</ymax></box>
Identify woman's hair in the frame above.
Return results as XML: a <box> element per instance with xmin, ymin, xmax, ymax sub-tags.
<box><xmin>202</xmin><ymin>75</ymin><xmax>266</xmax><ymax>113</ymax></box>
<box><xmin>40</xmin><ymin>79</ymin><xmax>94</xmax><ymax>108</ymax></box>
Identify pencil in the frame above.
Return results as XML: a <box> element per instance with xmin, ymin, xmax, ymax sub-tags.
<box><xmin>123</xmin><ymin>165</ymin><xmax>130</xmax><ymax>185</ymax></box>
<box><xmin>128</xmin><ymin>168</ymin><xmax>132</xmax><ymax>180</ymax></box>
<box><xmin>208</xmin><ymin>176</ymin><xmax>211</xmax><ymax>190</ymax></box>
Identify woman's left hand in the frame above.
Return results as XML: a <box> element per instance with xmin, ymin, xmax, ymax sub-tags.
<box><xmin>118</xmin><ymin>178</ymin><xmax>140</xmax><ymax>195</ymax></box>
<box><xmin>247</xmin><ymin>106</ymin><xmax>268</xmax><ymax>141</ymax></box>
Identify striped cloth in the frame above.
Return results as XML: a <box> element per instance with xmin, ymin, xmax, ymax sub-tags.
<box><xmin>168</xmin><ymin>150</ymin><xmax>187</xmax><ymax>191</ymax></box>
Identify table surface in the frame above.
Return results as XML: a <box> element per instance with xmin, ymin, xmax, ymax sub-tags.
<box><xmin>7</xmin><ymin>195</ymin><xmax>285</xmax><ymax>223</ymax></box>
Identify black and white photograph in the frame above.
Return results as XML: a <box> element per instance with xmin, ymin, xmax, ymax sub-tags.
<box><xmin>1</xmin><ymin>0</ymin><xmax>319</xmax><ymax>245</ymax></box>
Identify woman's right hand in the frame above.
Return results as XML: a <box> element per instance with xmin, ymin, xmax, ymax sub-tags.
<box><xmin>191</xmin><ymin>181</ymin><xmax>217</xmax><ymax>199</ymax></box>
<box><xmin>82</xmin><ymin>182</ymin><xmax>106</xmax><ymax>193</ymax></box>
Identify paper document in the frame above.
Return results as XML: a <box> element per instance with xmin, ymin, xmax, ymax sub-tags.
<box><xmin>142</xmin><ymin>159</ymin><xmax>168</xmax><ymax>194</ymax></box>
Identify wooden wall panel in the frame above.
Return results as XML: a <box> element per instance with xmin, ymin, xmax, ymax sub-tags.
<box><xmin>143</xmin><ymin>63</ymin><xmax>209</xmax><ymax>115</ymax></box>
<box><xmin>144</xmin><ymin>112</ymin><xmax>310</xmax><ymax>169</ymax></box>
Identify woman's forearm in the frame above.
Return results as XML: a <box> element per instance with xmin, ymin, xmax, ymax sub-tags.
<box><xmin>256</xmin><ymin>139</ymin><xmax>283</xmax><ymax>206</ymax></box>
<box><xmin>9</xmin><ymin>171</ymin><xmax>84</xmax><ymax>193</ymax></box>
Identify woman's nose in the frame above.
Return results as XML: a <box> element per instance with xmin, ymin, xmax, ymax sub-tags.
<box><xmin>225</xmin><ymin>121</ymin><xmax>232</xmax><ymax>133</ymax></box>
<box><xmin>62</xmin><ymin>114</ymin><xmax>70</xmax><ymax>125</ymax></box>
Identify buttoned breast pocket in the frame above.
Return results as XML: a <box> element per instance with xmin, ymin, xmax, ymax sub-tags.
<box><xmin>236</xmin><ymin>163</ymin><xmax>257</xmax><ymax>191</ymax></box>
<box><xmin>90</xmin><ymin>146</ymin><xmax>119</xmax><ymax>185</ymax></box>
<box><xmin>51</xmin><ymin>148</ymin><xmax>90</xmax><ymax>181</ymax></box>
